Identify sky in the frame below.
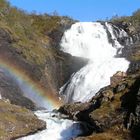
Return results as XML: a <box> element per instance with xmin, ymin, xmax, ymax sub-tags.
<box><xmin>8</xmin><ymin>0</ymin><xmax>140</xmax><ymax>21</ymax></box>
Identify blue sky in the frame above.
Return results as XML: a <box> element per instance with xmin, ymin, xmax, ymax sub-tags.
<box><xmin>8</xmin><ymin>0</ymin><xmax>140</xmax><ymax>21</ymax></box>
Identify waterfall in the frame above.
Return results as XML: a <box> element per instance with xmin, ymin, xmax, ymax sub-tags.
<box><xmin>18</xmin><ymin>22</ymin><xmax>130</xmax><ymax>140</ymax></box>
<box><xmin>60</xmin><ymin>22</ymin><xmax>130</xmax><ymax>103</ymax></box>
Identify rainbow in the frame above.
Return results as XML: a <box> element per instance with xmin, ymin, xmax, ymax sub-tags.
<box><xmin>0</xmin><ymin>57</ymin><xmax>63</xmax><ymax>110</ymax></box>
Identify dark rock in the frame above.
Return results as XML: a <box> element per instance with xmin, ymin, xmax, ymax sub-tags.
<box><xmin>40</xmin><ymin>49</ymin><xmax>88</xmax><ymax>91</ymax></box>
<box><xmin>120</xmin><ymin>77</ymin><xmax>140</xmax><ymax>139</ymax></box>
<box><xmin>115</xmin><ymin>82</ymin><xmax>128</xmax><ymax>93</ymax></box>
<box><xmin>127</xmin><ymin>61</ymin><xmax>140</xmax><ymax>74</ymax></box>
<box><xmin>58</xmin><ymin>102</ymin><xmax>92</xmax><ymax>120</ymax></box>
<box><xmin>0</xmin><ymin>70</ymin><xmax>37</xmax><ymax>110</ymax></box>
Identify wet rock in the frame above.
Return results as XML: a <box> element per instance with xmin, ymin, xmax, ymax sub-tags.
<box><xmin>0</xmin><ymin>70</ymin><xmax>37</xmax><ymax>110</ymax></box>
<box><xmin>41</xmin><ymin>49</ymin><xmax>88</xmax><ymax>92</ymax></box>
<box><xmin>58</xmin><ymin>102</ymin><xmax>92</xmax><ymax>120</ymax></box>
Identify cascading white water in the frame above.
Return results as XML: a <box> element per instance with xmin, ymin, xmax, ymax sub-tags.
<box><xmin>60</xmin><ymin>22</ymin><xmax>130</xmax><ymax>103</ymax></box>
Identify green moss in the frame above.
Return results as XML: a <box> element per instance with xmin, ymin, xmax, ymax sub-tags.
<box><xmin>0</xmin><ymin>129</ymin><xmax>6</xmax><ymax>136</ymax></box>
<box><xmin>0</xmin><ymin>113</ymin><xmax>17</xmax><ymax>123</ymax></box>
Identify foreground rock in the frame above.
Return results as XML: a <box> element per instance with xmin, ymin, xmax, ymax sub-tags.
<box><xmin>59</xmin><ymin>71</ymin><xmax>140</xmax><ymax>140</ymax></box>
<box><xmin>0</xmin><ymin>100</ymin><xmax>46</xmax><ymax>140</ymax></box>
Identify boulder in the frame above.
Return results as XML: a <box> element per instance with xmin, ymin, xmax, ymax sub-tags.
<box><xmin>0</xmin><ymin>100</ymin><xmax>46</xmax><ymax>140</ymax></box>
<box><xmin>58</xmin><ymin>102</ymin><xmax>92</xmax><ymax>120</ymax></box>
<box><xmin>102</xmin><ymin>90</ymin><xmax>114</xmax><ymax>102</ymax></box>
<box><xmin>110</xmin><ymin>71</ymin><xmax>127</xmax><ymax>87</ymax></box>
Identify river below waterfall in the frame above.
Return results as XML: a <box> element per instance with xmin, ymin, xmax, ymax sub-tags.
<box><xmin>18</xmin><ymin>110</ymin><xmax>82</xmax><ymax>140</ymax></box>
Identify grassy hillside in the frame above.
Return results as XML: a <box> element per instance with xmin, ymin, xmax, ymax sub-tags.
<box><xmin>0</xmin><ymin>0</ymin><xmax>73</xmax><ymax>66</ymax></box>
<box><xmin>0</xmin><ymin>0</ymin><xmax>84</xmax><ymax>95</ymax></box>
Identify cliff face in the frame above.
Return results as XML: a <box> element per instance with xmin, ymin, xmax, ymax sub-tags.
<box><xmin>0</xmin><ymin>0</ymin><xmax>87</xmax><ymax>106</ymax></box>
<box><xmin>40</xmin><ymin>49</ymin><xmax>88</xmax><ymax>92</ymax></box>
<box><xmin>0</xmin><ymin>70</ymin><xmax>37</xmax><ymax>110</ymax></box>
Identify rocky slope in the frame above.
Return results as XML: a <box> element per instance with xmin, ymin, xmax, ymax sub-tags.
<box><xmin>59</xmin><ymin>71</ymin><xmax>140</xmax><ymax>140</ymax></box>
<box><xmin>0</xmin><ymin>100</ymin><xmax>46</xmax><ymax>140</ymax></box>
